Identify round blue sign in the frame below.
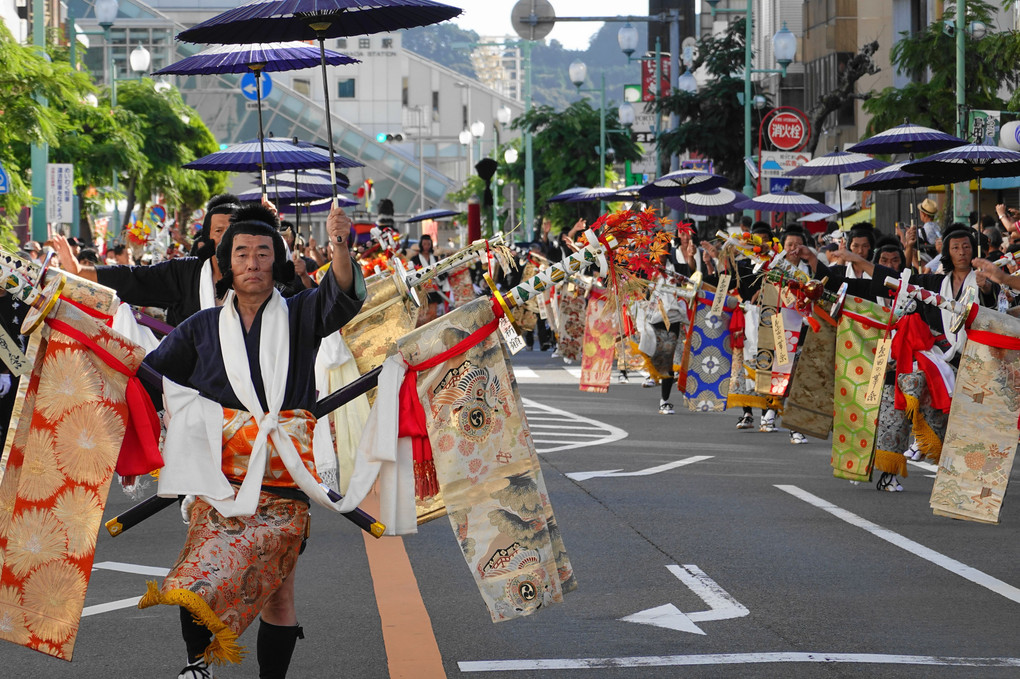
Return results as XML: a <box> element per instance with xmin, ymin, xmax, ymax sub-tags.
<box><xmin>240</xmin><ymin>72</ymin><xmax>272</xmax><ymax>101</ymax></box>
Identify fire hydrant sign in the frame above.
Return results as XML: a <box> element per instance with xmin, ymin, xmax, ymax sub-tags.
<box><xmin>767</xmin><ymin>112</ymin><xmax>808</xmax><ymax>151</ymax></box>
<box><xmin>46</xmin><ymin>163</ymin><xmax>74</xmax><ymax>224</ymax></box>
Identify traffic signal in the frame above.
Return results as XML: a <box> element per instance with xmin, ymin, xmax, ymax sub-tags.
<box><xmin>375</xmin><ymin>132</ymin><xmax>404</xmax><ymax>143</ymax></box>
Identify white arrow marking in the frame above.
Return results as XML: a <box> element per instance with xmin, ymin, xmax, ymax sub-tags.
<box><xmin>92</xmin><ymin>561</ymin><xmax>170</xmax><ymax>577</ymax></box>
<box><xmin>620</xmin><ymin>564</ymin><xmax>748</xmax><ymax>634</ymax></box>
<box><xmin>566</xmin><ymin>455</ymin><xmax>712</xmax><ymax>482</ymax></box>
<box><xmin>907</xmin><ymin>459</ymin><xmax>938</xmax><ymax>478</ymax></box>
<box><xmin>82</xmin><ymin>596</ymin><xmax>143</xmax><ymax>617</ymax></box>
<box><xmin>243</xmin><ymin>83</ymin><xmax>259</xmax><ymax>94</ymax></box>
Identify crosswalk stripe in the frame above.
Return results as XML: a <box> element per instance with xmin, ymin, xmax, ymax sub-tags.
<box><xmin>513</xmin><ymin>366</ymin><xmax>539</xmax><ymax>379</ymax></box>
<box><xmin>522</xmin><ymin>397</ymin><xmax>627</xmax><ymax>453</ymax></box>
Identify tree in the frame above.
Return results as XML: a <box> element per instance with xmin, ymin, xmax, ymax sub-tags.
<box><xmin>802</xmin><ymin>41</ymin><xmax>880</xmax><ymax>158</ymax></box>
<box><xmin>863</xmin><ymin>0</ymin><xmax>1020</xmax><ymax>137</ymax></box>
<box><xmin>511</xmin><ymin>98</ymin><xmax>642</xmax><ymax>229</ymax></box>
<box><xmin>114</xmin><ymin>79</ymin><xmax>226</xmax><ymax>230</ymax></box>
<box><xmin>0</xmin><ymin>22</ymin><xmax>94</xmax><ymax>242</ymax></box>
<box><xmin>653</xmin><ymin>18</ymin><xmax>754</xmax><ymax>187</ymax></box>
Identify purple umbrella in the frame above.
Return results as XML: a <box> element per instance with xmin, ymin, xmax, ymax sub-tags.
<box><xmin>785</xmin><ymin>149</ymin><xmax>888</xmax><ymax>229</ymax></box>
<box><xmin>405</xmin><ymin>208</ymin><xmax>460</xmax><ymax>223</ymax></box>
<box><xmin>846</xmin><ymin>122</ymin><xmax>966</xmax><ymax>155</ymax></box>
<box><xmin>664</xmin><ymin>188</ymin><xmax>750</xmax><ymax>216</ymax></box>
<box><xmin>639</xmin><ymin>169</ymin><xmax>728</xmax><ymax>198</ymax></box>
<box><xmin>565</xmin><ymin>187</ymin><xmax>620</xmax><ymax>203</ymax></box>
<box><xmin>176</xmin><ymin>0</ymin><xmax>461</xmax><ymax>206</ymax></box>
<box><xmin>735</xmin><ymin>189</ymin><xmax>836</xmax><ymax>215</ymax></box>
<box><xmin>902</xmin><ymin>144</ymin><xmax>1020</xmax><ymax>182</ymax></box>
<box><xmin>547</xmin><ymin>187</ymin><xmax>589</xmax><ymax>203</ymax></box>
<box><xmin>155</xmin><ymin>42</ymin><xmax>359</xmax><ymax>199</ymax></box>
<box><xmin>185</xmin><ymin>137</ymin><xmax>361</xmax><ymax>172</ymax></box>
<box><xmin>238</xmin><ymin>186</ymin><xmax>342</xmax><ymax>203</ymax></box>
<box><xmin>845</xmin><ymin>162</ymin><xmax>930</xmax><ymax>191</ymax></box>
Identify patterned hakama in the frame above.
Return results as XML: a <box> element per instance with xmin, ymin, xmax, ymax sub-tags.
<box><xmin>682</xmin><ymin>291</ymin><xmax>734</xmax><ymax>412</ymax></box>
<box><xmin>397</xmin><ymin>298</ymin><xmax>575</xmax><ymax>621</ymax></box>
<box><xmin>556</xmin><ymin>285</ymin><xmax>586</xmax><ymax>363</ymax></box>
<box><xmin>931</xmin><ymin>308</ymin><xmax>1020</xmax><ymax>524</ymax></box>
<box><xmin>783</xmin><ymin>316</ymin><xmax>837</xmax><ymax>439</ymax></box>
<box><xmin>579</xmin><ymin>288</ymin><xmax>617</xmax><ymax>393</ymax></box>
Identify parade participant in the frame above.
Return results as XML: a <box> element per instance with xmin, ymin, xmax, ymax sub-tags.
<box><xmin>138</xmin><ymin>204</ymin><xmax>365</xmax><ymax>679</ymax></box>
<box><xmin>110</xmin><ymin>243</ymin><xmax>134</xmax><ymax>265</ymax></box>
<box><xmin>845</xmin><ymin>225</ymin><xmax>875</xmax><ymax>279</ymax></box>
<box><xmin>52</xmin><ymin>194</ymin><xmax>242</xmax><ymax>326</ymax></box>
<box><xmin>410</xmin><ymin>234</ymin><xmax>446</xmax><ymax>325</ymax></box>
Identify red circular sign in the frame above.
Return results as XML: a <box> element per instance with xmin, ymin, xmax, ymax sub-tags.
<box><xmin>768</xmin><ymin>112</ymin><xmax>807</xmax><ymax>151</ymax></box>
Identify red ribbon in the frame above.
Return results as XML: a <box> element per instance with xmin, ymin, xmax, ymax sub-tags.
<box><xmin>45</xmin><ymin>317</ymin><xmax>163</xmax><ymax>477</ymax></box>
<box><xmin>728</xmin><ymin>304</ymin><xmax>745</xmax><ymax>349</ymax></box>
<box><xmin>841</xmin><ymin>309</ymin><xmax>894</xmax><ymax>332</ymax></box>
<box><xmin>966</xmin><ymin>329</ymin><xmax>1020</xmax><ymax>351</ymax></box>
<box><xmin>398</xmin><ymin>300</ymin><xmax>504</xmax><ymax>500</ymax></box>
<box><xmin>891</xmin><ymin>313</ymin><xmax>951</xmax><ymax>413</ymax></box>
<box><xmin>62</xmin><ymin>297</ymin><xmax>114</xmax><ymax>327</ymax></box>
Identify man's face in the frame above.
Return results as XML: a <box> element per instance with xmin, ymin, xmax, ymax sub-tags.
<box><xmin>208</xmin><ymin>213</ymin><xmax>232</xmax><ymax>246</ymax></box>
<box><xmin>114</xmin><ymin>249</ymin><xmax>131</xmax><ymax>265</ymax></box>
<box><xmin>783</xmin><ymin>235</ymin><xmax>804</xmax><ymax>262</ymax></box>
<box><xmin>877</xmin><ymin>250</ymin><xmax>903</xmax><ymax>270</ymax></box>
<box><xmin>948</xmin><ymin>236</ymin><xmax>973</xmax><ymax>271</ymax></box>
<box><xmin>849</xmin><ymin>236</ymin><xmax>871</xmax><ymax>259</ymax></box>
<box><xmin>542</xmin><ymin>218</ymin><xmax>552</xmax><ymax>234</ymax></box>
<box><xmin>230</xmin><ymin>233</ymin><xmax>276</xmax><ymax>297</ymax></box>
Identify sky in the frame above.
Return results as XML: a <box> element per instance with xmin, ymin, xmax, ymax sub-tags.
<box><xmin>451</xmin><ymin>0</ymin><xmax>635</xmax><ymax>51</ymax></box>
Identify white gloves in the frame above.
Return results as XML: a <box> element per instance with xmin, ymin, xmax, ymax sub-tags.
<box><xmin>0</xmin><ymin>373</ymin><xmax>12</xmax><ymax>397</ymax></box>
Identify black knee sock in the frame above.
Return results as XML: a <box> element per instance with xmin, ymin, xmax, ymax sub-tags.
<box><xmin>743</xmin><ymin>406</ymin><xmax>752</xmax><ymax>415</ymax></box>
<box><xmin>180</xmin><ymin>607</ymin><xmax>212</xmax><ymax>664</ymax></box>
<box><xmin>660</xmin><ymin>377</ymin><xmax>674</xmax><ymax>401</ymax></box>
<box><xmin>258</xmin><ymin>619</ymin><xmax>304</xmax><ymax>679</ymax></box>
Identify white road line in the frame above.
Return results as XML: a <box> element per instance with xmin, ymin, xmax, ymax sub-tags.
<box><xmin>908</xmin><ymin>459</ymin><xmax>939</xmax><ymax>477</ymax></box>
<box><xmin>513</xmin><ymin>366</ymin><xmax>539</xmax><ymax>379</ymax></box>
<box><xmin>563</xmin><ymin>366</ymin><xmax>582</xmax><ymax>378</ymax></box>
<box><xmin>82</xmin><ymin>596</ymin><xmax>143</xmax><ymax>617</ymax></box>
<box><xmin>522</xmin><ymin>397</ymin><xmax>627</xmax><ymax>453</ymax></box>
<box><xmin>776</xmin><ymin>485</ymin><xmax>1020</xmax><ymax>604</ymax></box>
<box><xmin>92</xmin><ymin>561</ymin><xmax>171</xmax><ymax>577</ymax></box>
<box><xmin>458</xmin><ymin>652</ymin><xmax>1020</xmax><ymax>672</ymax></box>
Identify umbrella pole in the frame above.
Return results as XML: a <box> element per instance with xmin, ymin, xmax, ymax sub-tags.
<box><xmin>254</xmin><ymin>68</ymin><xmax>268</xmax><ymax>202</ymax></box>
<box><xmin>294</xmin><ymin>169</ymin><xmax>300</xmax><ymax>238</ymax></box>
<box><xmin>978</xmin><ymin>177</ymin><xmax>982</xmax><ymax>256</ymax></box>
<box><xmin>312</xmin><ymin>32</ymin><xmax>340</xmax><ymax>207</ymax></box>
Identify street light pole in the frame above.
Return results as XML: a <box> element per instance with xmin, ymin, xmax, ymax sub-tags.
<box><xmin>29</xmin><ymin>0</ymin><xmax>48</xmax><ymax>242</ymax></box>
<box><xmin>955</xmin><ymin>0</ymin><xmax>968</xmax><ymax>223</ymax></box>
<box><xmin>523</xmin><ymin>40</ymin><xmax>535</xmax><ymax>242</ymax></box>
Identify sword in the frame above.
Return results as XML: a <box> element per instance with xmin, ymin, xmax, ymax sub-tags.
<box><xmin>883</xmin><ymin>274</ymin><xmax>976</xmax><ymax>332</ymax></box>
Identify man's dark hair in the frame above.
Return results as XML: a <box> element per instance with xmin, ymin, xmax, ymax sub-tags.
<box><xmin>984</xmin><ymin>227</ymin><xmax>1004</xmax><ymax>251</ymax></box>
<box><xmin>111</xmin><ymin>244</ymin><xmax>128</xmax><ymax>256</ymax></box>
<box><xmin>848</xmin><ymin>225</ymin><xmax>876</xmax><ymax>252</ymax></box>
<box><xmin>872</xmin><ymin>236</ymin><xmax>906</xmax><ymax>272</ymax></box>
<box><xmin>194</xmin><ymin>193</ymin><xmax>241</xmax><ymax>259</ymax></box>
<box><xmin>78</xmin><ymin>247</ymin><xmax>100</xmax><ymax>265</ymax></box>
<box><xmin>750</xmin><ymin>221</ymin><xmax>772</xmax><ymax>237</ymax></box>
<box><xmin>781</xmin><ymin>224</ymin><xmax>809</xmax><ymax>245</ymax></box>
<box><xmin>216</xmin><ymin>204</ymin><xmax>293</xmax><ymax>296</ymax></box>
<box><xmin>739</xmin><ymin>215</ymin><xmax>753</xmax><ymax>229</ymax></box>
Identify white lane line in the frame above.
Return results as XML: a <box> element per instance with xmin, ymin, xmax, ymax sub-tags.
<box><xmin>458</xmin><ymin>653</ymin><xmax>1020</xmax><ymax>672</ymax></box>
<box><xmin>92</xmin><ymin>561</ymin><xmax>171</xmax><ymax>577</ymax></box>
<box><xmin>513</xmin><ymin>367</ymin><xmax>539</xmax><ymax>379</ymax></box>
<box><xmin>82</xmin><ymin>596</ymin><xmax>143</xmax><ymax>617</ymax></box>
<box><xmin>522</xmin><ymin>397</ymin><xmax>627</xmax><ymax>454</ymax></box>
<box><xmin>566</xmin><ymin>456</ymin><xmax>712</xmax><ymax>482</ymax></box>
<box><xmin>776</xmin><ymin>485</ymin><xmax>1020</xmax><ymax>604</ymax></box>
<box><xmin>563</xmin><ymin>366</ymin><xmax>582</xmax><ymax>378</ymax></box>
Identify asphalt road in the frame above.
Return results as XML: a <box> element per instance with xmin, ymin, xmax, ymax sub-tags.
<box><xmin>4</xmin><ymin>349</ymin><xmax>1020</xmax><ymax>678</ymax></box>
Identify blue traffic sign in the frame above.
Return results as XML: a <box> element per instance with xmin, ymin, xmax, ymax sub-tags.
<box><xmin>769</xmin><ymin>177</ymin><xmax>792</xmax><ymax>193</ymax></box>
<box><xmin>240</xmin><ymin>72</ymin><xmax>272</xmax><ymax>101</ymax></box>
<box><xmin>0</xmin><ymin>162</ymin><xmax>8</xmax><ymax>194</ymax></box>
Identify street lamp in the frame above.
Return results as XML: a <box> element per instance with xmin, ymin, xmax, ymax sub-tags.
<box><xmin>459</xmin><ymin>128</ymin><xmax>473</xmax><ymax>182</ymax></box>
<box><xmin>496</xmin><ymin>105</ymin><xmax>512</xmax><ymax>127</ymax></box>
<box><xmin>568</xmin><ymin>59</ymin><xmax>587</xmax><ymax>90</ymax></box>
<box><xmin>708</xmin><ymin>2</ymin><xmax>799</xmax><ymax>213</ymax></box>
<box><xmin>129</xmin><ymin>44</ymin><xmax>151</xmax><ymax>75</ymax></box>
<box><xmin>618</xmin><ymin>102</ymin><xmax>636</xmax><ymax>128</ymax></box>
<box><xmin>503</xmin><ymin>147</ymin><xmax>519</xmax><ymax>230</ymax></box>
<box><xmin>617</xmin><ymin>23</ymin><xmax>639</xmax><ymax>59</ymax></box>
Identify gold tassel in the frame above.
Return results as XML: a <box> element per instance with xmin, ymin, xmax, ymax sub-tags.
<box><xmin>138</xmin><ymin>581</ymin><xmax>246</xmax><ymax>665</ymax></box>
<box><xmin>875</xmin><ymin>448</ymin><xmax>908</xmax><ymax>477</ymax></box>
<box><xmin>903</xmin><ymin>392</ymin><xmax>944</xmax><ymax>463</ymax></box>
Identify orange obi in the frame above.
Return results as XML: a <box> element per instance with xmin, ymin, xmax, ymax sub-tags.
<box><xmin>221</xmin><ymin>407</ymin><xmax>321</xmax><ymax>488</ymax></box>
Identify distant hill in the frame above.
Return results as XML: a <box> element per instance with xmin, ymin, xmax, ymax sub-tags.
<box><xmin>402</xmin><ymin>21</ymin><xmax>651</xmax><ymax>112</ymax></box>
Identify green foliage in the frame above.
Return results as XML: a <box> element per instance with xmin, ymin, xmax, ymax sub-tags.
<box><xmin>402</xmin><ymin>23</ymin><xmax>480</xmax><ymax>80</ymax></box>
<box><xmin>654</xmin><ymin>18</ymin><xmax>755</xmax><ymax>187</ymax></box>
<box><xmin>512</xmin><ymin>98</ymin><xmax>641</xmax><ymax>229</ymax></box>
<box><xmin>0</xmin><ymin>22</ymin><xmax>94</xmax><ymax>239</ymax></box>
<box><xmin>863</xmin><ymin>0</ymin><xmax>1020</xmax><ymax>135</ymax></box>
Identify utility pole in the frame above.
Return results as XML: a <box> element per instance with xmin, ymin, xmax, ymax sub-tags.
<box><xmin>29</xmin><ymin>0</ymin><xmax>48</xmax><ymax>242</ymax></box>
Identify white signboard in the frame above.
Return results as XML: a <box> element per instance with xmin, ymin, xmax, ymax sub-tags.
<box><xmin>631</xmin><ymin>144</ymin><xmax>658</xmax><ymax>175</ymax></box>
<box><xmin>759</xmin><ymin>151</ymin><xmax>812</xmax><ymax>179</ymax></box>
<box><xmin>46</xmin><ymin>163</ymin><xmax>74</xmax><ymax>224</ymax></box>
<box><xmin>633</xmin><ymin>112</ymin><xmax>658</xmax><ymax>134</ymax></box>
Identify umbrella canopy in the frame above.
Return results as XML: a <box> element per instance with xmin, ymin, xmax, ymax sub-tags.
<box><xmin>238</xmin><ymin>186</ymin><xmax>348</xmax><ymax>203</ymax></box>
<box><xmin>610</xmin><ymin>184</ymin><xmax>645</xmax><ymax>200</ymax></box>
<box><xmin>267</xmin><ymin>169</ymin><xmax>350</xmax><ymax>190</ymax></box>
<box><xmin>184</xmin><ymin>138</ymin><xmax>362</xmax><ymax>172</ymax></box>
<box><xmin>284</xmin><ymin>195</ymin><xmax>359</xmax><ymax>212</ymax></box>
<box><xmin>664</xmin><ymin>188</ymin><xmax>750</xmax><ymax>216</ymax></box>
<box><xmin>177</xmin><ymin>0</ymin><xmax>461</xmax><ymax>44</ymax></box>
<box><xmin>735</xmin><ymin>189</ymin><xmax>836</xmax><ymax>215</ymax></box>
<box><xmin>784</xmin><ymin>150</ymin><xmax>888</xmax><ymax>177</ymax></box>
<box><xmin>639</xmin><ymin>169</ymin><xmax>728</xmax><ymax>198</ymax></box>
<box><xmin>845</xmin><ymin>162</ymin><xmax>930</xmax><ymax>191</ymax></box>
<box><xmin>405</xmin><ymin>208</ymin><xmax>460</xmax><ymax>223</ymax></box>
<box><xmin>547</xmin><ymin>187</ymin><xmax>589</xmax><ymax>203</ymax></box>
<box><xmin>565</xmin><ymin>187</ymin><xmax>620</xmax><ymax>202</ymax></box>
<box><xmin>846</xmin><ymin>122</ymin><xmax>966</xmax><ymax>155</ymax></box>
<box><xmin>152</xmin><ymin>41</ymin><xmax>358</xmax><ymax>75</ymax></box>
<box><xmin>903</xmin><ymin>144</ymin><xmax>1020</xmax><ymax>182</ymax></box>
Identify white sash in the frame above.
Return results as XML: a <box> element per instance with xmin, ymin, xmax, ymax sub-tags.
<box><xmin>199</xmin><ymin>258</ymin><xmax>216</xmax><ymax>310</ymax></box>
<box><xmin>939</xmin><ymin>270</ymin><xmax>976</xmax><ymax>362</ymax></box>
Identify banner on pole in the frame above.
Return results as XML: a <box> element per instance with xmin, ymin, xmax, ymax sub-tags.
<box><xmin>46</xmin><ymin>163</ymin><xmax>74</xmax><ymax>224</ymax></box>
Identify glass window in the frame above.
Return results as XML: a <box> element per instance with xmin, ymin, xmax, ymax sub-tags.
<box><xmin>382</xmin><ymin>38</ymin><xmax>393</xmax><ymax>49</ymax></box>
<box><xmin>293</xmin><ymin>78</ymin><xmax>311</xmax><ymax>97</ymax></box>
<box><xmin>337</xmin><ymin>78</ymin><xmax>356</xmax><ymax>98</ymax></box>
<box><xmin>402</xmin><ymin>77</ymin><xmax>409</xmax><ymax>106</ymax></box>
<box><xmin>359</xmin><ymin>38</ymin><xmax>370</xmax><ymax>49</ymax></box>
<box><xmin>336</xmin><ymin>38</ymin><xmax>347</xmax><ymax>49</ymax></box>
<box><xmin>431</xmin><ymin>90</ymin><xmax>439</xmax><ymax>122</ymax></box>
